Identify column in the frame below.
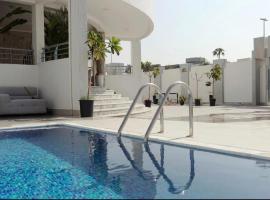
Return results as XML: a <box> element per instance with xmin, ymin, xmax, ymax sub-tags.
<box><xmin>251</xmin><ymin>51</ymin><xmax>257</xmax><ymax>105</ymax></box>
<box><xmin>130</xmin><ymin>40</ymin><xmax>144</xmax><ymax>99</ymax></box>
<box><xmin>131</xmin><ymin>40</ymin><xmax>142</xmax><ymax>80</ymax></box>
<box><xmin>32</xmin><ymin>3</ymin><xmax>45</xmax><ymax>64</ymax></box>
<box><xmin>68</xmin><ymin>0</ymin><xmax>89</xmax><ymax>113</ymax></box>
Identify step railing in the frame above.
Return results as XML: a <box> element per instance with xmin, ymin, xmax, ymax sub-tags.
<box><xmin>144</xmin><ymin>81</ymin><xmax>193</xmax><ymax>142</ymax></box>
<box><xmin>118</xmin><ymin>83</ymin><xmax>164</xmax><ymax>137</ymax></box>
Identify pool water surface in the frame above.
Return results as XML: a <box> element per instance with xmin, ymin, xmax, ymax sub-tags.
<box><xmin>0</xmin><ymin>126</ymin><xmax>269</xmax><ymax>199</ymax></box>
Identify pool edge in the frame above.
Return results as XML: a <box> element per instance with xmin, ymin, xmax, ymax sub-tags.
<box><xmin>1</xmin><ymin>122</ymin><xmax>270</xmax><ymax>162</ymax></box>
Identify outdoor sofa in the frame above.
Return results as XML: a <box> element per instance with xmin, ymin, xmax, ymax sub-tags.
<box><xmin>0</xmin><ymin>87</ymin><xmax>47</xmax><ymax>115</ymax></box>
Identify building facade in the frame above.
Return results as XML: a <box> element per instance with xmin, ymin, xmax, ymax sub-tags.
<box><xmin>0</xmin><ymin>0</ymin><xmax>154</xmax><ymax>115</ymax></box>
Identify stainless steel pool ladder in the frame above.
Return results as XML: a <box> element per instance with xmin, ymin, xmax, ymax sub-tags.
<box><xmin>118</xmin><ymin>83</ymin><xmax>164</xmax><ymax>138</ymax></box>
<box><xmin>144</xmin><ymin>81</ymin><xmax>193</xmax><ymax>142</ymax></box>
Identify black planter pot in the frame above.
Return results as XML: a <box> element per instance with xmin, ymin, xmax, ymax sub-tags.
<box><xmin>210</xmin><ymin>98</ymin><xmax>216</xmax><ymax>106</ymax></box>
<box><xmin>195</xmin><ymin>99</ymin><xmax>201</xmax><ymax>106</ymax></box>
<box><xmin>79</xmin><ymin>100</ymin><xmax>94</xmax><ymax>117</ymax></box>
<box><xmin>144</xmin><ymin>100</ymin><xmax>152</xmax><ymax>108</ymax></box>
<box><xmin>153</xmin><ymin>95</ymin><xmax>159</xmax><ymax>104</ymax></box>
<box><xmin>209</xmin><ymin>95</ymin><xmax>214</xmax><ymax>101</ymax></box>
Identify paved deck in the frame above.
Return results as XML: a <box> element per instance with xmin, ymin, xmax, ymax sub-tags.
<box><xmin>1</xmin><ymin>105</ymin><xmax>270</xmax><ymax>160</ymax></box>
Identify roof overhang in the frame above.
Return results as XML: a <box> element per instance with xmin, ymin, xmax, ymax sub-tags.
<box><xmin>2</xmin><ymin>0</ymin><xmax>154</xmax><ymax>40</ymax></box>
<box><xmin>87</xmin><ymin>0</ymin><xmax>154</xmax><ymax>40</ymax></box>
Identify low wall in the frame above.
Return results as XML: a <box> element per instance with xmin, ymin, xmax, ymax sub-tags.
<box><xmin>0</xmin><ymin>64</ymin><xmax>38</xmax><ymax>87</ymax></box>
<box><xmin>105</xmin><ymin>73</ymin><xmax>149</xmax><ymax>102</ymax></box>
<box><xmin>39</xmin><ymin>59</ymin><xmax>73</xmax><ymax>114</ymax></box>
<box><xmin>157</xmin><ymin>68</ymin><xmax>182</xmax><ymax>93</ymax></box>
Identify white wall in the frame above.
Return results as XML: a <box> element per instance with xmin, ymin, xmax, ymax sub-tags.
<box><xmin>39</xmin><ymin>59</ymin><xmax>72</xmax><ymax>110</ymax></box>
<box><xmin>105</xmin><ymin>73</ymin><xmax>149</xmax><ymax>102</ymax></box>
<box><xmin>160</xmin><ymin>68</ymin><xmax>181</xmax><ymax>93</ymax></box>
<box><xmin>0</xmin><ymin>64</ymin><xmax>39</xmax><ymax>87</ymax></box>
<box><xmin>224</xmin><ymin>58</ymin><xmax>253</xmax><ymax>104</ymax></box>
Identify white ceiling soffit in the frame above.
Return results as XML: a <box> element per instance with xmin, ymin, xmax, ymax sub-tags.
<box><xmin>87</xmin><ymin>0</ymin><xmax>154</xmax><ymax>40</ymax></box>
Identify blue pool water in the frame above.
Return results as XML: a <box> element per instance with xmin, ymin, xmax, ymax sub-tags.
<box><xmin>0</xmin><ymin>126</ymin><xmax>270</xmax><ymax>199</ymax></box>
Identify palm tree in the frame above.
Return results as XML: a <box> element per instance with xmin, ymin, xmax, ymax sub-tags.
<box><xmin>87</xmin><ymin>30</ymin><xmax>122</xmax><ymax>87</ymax></box>
<box><xmin>0</xmin><ymin>7</ymin><xmax>31</xmax><ymax>34</ymax></box>
<box><xmin>213</xmin><ymin>48</ymin><xmax>225</xmax><ymax>59</ymax></box>
<box><xmin>108</xmin><ymin>36</ymin><xmax>123</xmax><ymax>63</ymax></box>
<box><xmin>87</xmin><ymin>30</ymin><xmax>107</xmax><ymax>87</ymax></box>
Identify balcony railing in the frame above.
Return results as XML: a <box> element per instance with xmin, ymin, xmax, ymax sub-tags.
<box><xmin>41</xmin><ymin>42</ymin><xmax>69</xmax><ymax>62</ymax></box>
<box><xmin>106</xmin><ymin>64</ymin><xmax>133</xmax><ymax>75</ymax></box>
<box><xmin>0</xmin><ymin>47</ymin><xmax>33</xmax><ymax>65</ymax></box>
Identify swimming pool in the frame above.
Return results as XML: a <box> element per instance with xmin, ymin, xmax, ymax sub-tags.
<box><xmin>0</xmin><ymin>126</ymin><xmax>269</xmax><ymax>199</ymax></box>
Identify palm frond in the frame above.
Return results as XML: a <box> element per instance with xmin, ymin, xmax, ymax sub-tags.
<box><xmin>0</xmin><ymin>7</ymin><xmax>31</xmax><ymax>33</ymax></box>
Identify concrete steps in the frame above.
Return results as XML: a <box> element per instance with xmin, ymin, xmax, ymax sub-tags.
<box><xmin>94</xmin><ymin>104</ymin><xmax>148</xmax><ymax>117</ymax></box>
<box><xmin>94</xmin><ymin>101</ymin><xmax>133</xmax><ymax>110</ymax></box>
<box><xmin>91</xmin><ymin>87</ymin><xmax>151</xmax><ymax>117</ymax></box>
<box><xmin>93</xmin><ymin>97</ymin><xmax>130</xmax><ymax>104</ymax></box>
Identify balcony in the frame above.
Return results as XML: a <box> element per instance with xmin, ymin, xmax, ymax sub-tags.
<box><xmin>0</xmin><ymin>47</ymin><xmax>33</xmax><ymax>65</ymax></box>
<box><xmin>41</xmin><ymin>42</ymin><xmax>69</xmax><ymax>62</ymax></box>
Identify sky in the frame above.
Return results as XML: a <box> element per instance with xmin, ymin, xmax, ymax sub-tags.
<box><xmin>107</xmin><ymin>0</ymin><xmax>270</xmax><ymax>65</ymax></box>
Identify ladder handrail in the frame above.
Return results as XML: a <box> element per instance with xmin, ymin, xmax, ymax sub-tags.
<box><xmin>145</xmin><ymin>81</ymin><xmax>193</xmax><ymax>142</ymax></box>
<box><xmin>118</xmin><ymin>83</ymin><xmax>164</xmax><ymax>138</ymax></box>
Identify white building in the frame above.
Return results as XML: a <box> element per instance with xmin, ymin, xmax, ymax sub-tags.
<box><xmin>152</xmin><ymin>47</ymin><xmax>260</xmax><ymax>106</ymax></box>
<box><xmin>0</xmin><ymin>0</ymin><xmax>154</xmax><ymax>115</ymax></box>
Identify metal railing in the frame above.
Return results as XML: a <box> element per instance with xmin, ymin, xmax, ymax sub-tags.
<box><xmin>41</xmin><ymin>42</ymin><xmax>69</xmax><ymax>62</ymax></box>
<box><xmin>0</xmin><ymin>47</ymin><xmax>33</xmax><ymax>65</ymax></box>
<box><xmin>106</xmin><ymin>65</ymin><xmax>133</xmax><ymax>75</ymax></box>
<box><xmin>145</xmin><ymin>81</ymin><xmax>194</xmax><ymax>142</ymax></box>
<box><xmin>118</xmin><ymin>83</ymin><xmax>164</xmax><ymax>138</ymax></box>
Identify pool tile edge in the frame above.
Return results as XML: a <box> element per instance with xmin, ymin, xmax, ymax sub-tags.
<box><xmin>1</xmin><ymin>122</ymin><xmax>270</xmax><ymax>162</ymax></box>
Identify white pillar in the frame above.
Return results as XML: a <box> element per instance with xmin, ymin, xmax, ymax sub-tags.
<box><xmin>130</xmin><ymin>39</ymin><xmax>145</xmax><ymax>100</ymax></box>
<box><xmin>131</xmin><ymin>40</ymin><xmax>142</xmax><ymax>79</ymax></box>
<box><xmin>251</xmin><ymin>51</ymin><xmax>257</xmax><ymax>105</ymax></box>
<box><xmin>32</xmin><ymin>3</ymin><xmax>45</xmax><ymax>65</ymax></box>
<box><xmin>68</xmin><ymin>0</ymin><xmax>88</xmax><ymax>113</ymax></box>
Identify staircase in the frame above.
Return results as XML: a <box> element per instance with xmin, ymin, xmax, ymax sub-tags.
<box><xmin>91</xmin><ymin>87</ymin><xmax>151</xmax><ymax>117</ymax></box>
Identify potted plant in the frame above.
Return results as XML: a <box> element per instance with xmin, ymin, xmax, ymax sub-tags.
<box><xmin>195</xmin><ymin>98</ymin><xmax>201</xmax><ymax>106</ymax></box>
<box><xmin>87</xmin><ymin>30</ymin><xmax>122</xmax><ymax>87</ymax></box>
<box><xmin>193</xmin><ymin>72</ymin><xmax>203</xmax><ymax>106</ymax></box>
<box><xmin>153</xmin><ymin>91</ymin><xmax>159</xmax><ymax>104</ymax></box>
<box><xmin>206</xmin><ymin>64</ymin><xmax>222</xmax><ymax>106</ymax></box>
<box><xmin>205</xmin><ymin>49</ymin><xmax>225</xmax><ymax>103</ymax></box>
<box><xmin>179</xmin><ymin>96</ymin><xmax>187</xmax><ymax>106</ymax></box>
<box><xmin>205</xmin><ymin>81</ymin><xmax>213</xmax><ymax>101</ymax></box>
<box><xmin>141</xmin><ymin>61</ymin><xmax>160</xmax><ymax>107</ymax></box>
<box><xmin>79</xmin><ymin>84</ymin><xmax>94</xmax><ymax>118</ymax></box>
